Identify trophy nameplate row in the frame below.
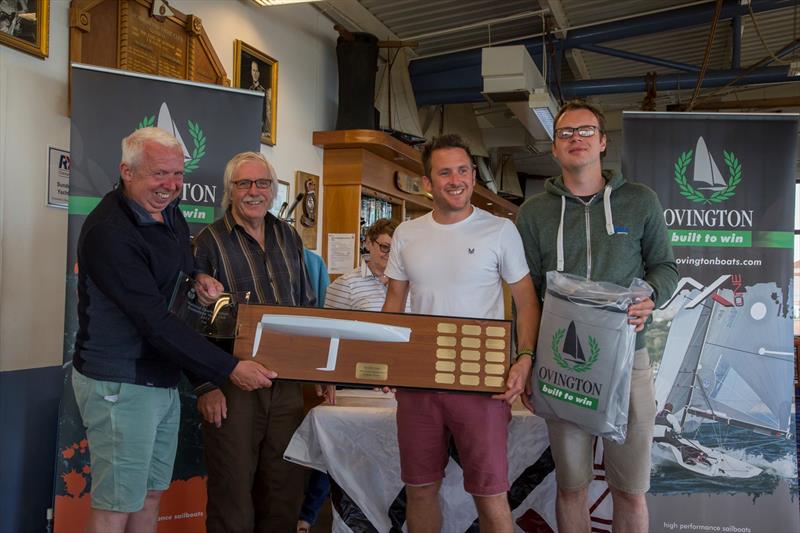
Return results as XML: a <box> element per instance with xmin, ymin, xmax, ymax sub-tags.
<box><xmin>232</xmin><ymin>304</ymin><xmax>512</xmax><ymax>394</ymax></box>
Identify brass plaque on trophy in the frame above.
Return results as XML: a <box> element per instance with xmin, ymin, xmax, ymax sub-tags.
<box><xmin>233</xmin><ymin>304</ymin><xmax>512</xmax><ymax>393</ymax></box>
<box><xmin>70</xmin><ymin>0</ymin><xmax>228</xmax><ymax>87</ymax></box>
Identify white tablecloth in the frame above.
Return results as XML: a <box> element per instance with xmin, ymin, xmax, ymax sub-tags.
<box><xmin>284</xmin><ymin>391</ymin><xmax>568</xmax><ymax>532</ymax></box>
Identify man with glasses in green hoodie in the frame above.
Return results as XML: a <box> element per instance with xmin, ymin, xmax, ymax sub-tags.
<box><xmin>516</xmin><ymin>101</ymin><xmax>678</xmax><ymax>533</ymax></box>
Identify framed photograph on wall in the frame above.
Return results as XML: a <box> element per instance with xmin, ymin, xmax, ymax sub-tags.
<box><xmin>268</xmin><ymin>179</ymin><xmax>290</xmax><ymax>219</ymax></box>
<box><xmin>233</xmin><ymin>39</ymin><xmax>278</xmax><ymax>146</ymax></box>
<box><xmin>0</xmin><ymin>0</ymin><xmax>49</xmax><ymax>58</ymax></box>
<box><xmin>295</xmin><ymin>171</ymin><xmax>319</xmax><ymax>250</ymax></box>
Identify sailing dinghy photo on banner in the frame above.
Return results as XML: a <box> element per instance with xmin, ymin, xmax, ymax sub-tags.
<box><xmin>623</xmin><ymin>111</ymin><xmax>799</xmax><ymax>533</ymax></box>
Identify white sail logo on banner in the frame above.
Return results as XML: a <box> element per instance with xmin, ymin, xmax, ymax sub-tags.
<box><xmin>136</xmin><ymin>102</ymin><xmax>207</xmax><ymax>174</ymax></box>
<box><xmin>692</xmin><ymin>137</ymin><xmax>727</xmax><ymax>191</ymax></box>
<box><xmin>673</xmin><ymin>138</ymin><xmax>742</xmax><ymax>205</ymax></box>
<box><xmin>157</xmin><ymin>102</ymin><xmax>191</xmax><ymax>160</ymax></box>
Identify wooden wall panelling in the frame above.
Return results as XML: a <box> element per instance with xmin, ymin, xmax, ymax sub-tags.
<box><xmin>69</xmin><ymin>0</ymin><xmax>227</xmax><ymax>86</ymax></box>
<box><xmin>70</xmin><ymin>0</ymin><xmax>118</xmax><ymax>69</ymax></box>
<box><xmin>321</xmin><ymin>184</ymin><xmax>363</xmax><ymax>275</ymax></box>
<box><xmin>321</xmin><ymin>148</ymin><xmax>366</xmax><ymax>186</ymax></box>
<box><xmin>360</xmin><ymin>149</ymin><xmax>432</xmax><ymax>212</ymax></box>
<box><xmin>321</xmin><ymin>148</ymin><xmax>365</xmax><ymax>275</ymax></box>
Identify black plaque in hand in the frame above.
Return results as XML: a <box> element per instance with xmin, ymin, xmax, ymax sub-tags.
<box><xmin>168</xmin><ymin>273</ymin><xmax>249</xmax><ymax>339</ymax></box>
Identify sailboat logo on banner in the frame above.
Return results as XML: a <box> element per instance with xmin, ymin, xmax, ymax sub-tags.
<box><xmin>673</xmin><ymin>137</ymin><xmax>742</xmax><ymax>205</ymax></box>
<box><xmin>552</xmin><ymin>321</ymin><xmax>599</xmax><ymax>373</ymax></box>
<box><xmin>135</xmin><ymin>102</ymin><xmax>207</xmax><ymax>174</ymax></box>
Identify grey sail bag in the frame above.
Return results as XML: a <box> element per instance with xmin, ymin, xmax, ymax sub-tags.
<box><xmin>530</xmin><ymin>271</ymin><xmax>652</xmax><ymax>443</ymax></box>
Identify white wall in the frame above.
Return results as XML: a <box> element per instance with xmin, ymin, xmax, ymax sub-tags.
<box><xmin>0</xmin><ymin>0</ymin><xmax>338</xmax><ymax>372</ymax></box>
<box><xmin>172</xmin><ymin>0</ymin><xmax>338</xmax><ymax>207</ymax></box>
<box><xmin>0</xmin><ymin>0</ymin><xmax>71</xmax><ymax>372</ymax></box>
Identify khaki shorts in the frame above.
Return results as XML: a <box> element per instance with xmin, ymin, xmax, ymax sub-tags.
<box><xmin>545</xmin><ymin>348</ymin><xmax>656</xmax><ymax>494</ymax></box>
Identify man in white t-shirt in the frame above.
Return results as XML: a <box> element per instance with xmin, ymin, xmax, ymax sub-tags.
<box><xmin>383</xmin><ymin>134</ymin><xmax>540</xmax><ymax>532</ymax></box>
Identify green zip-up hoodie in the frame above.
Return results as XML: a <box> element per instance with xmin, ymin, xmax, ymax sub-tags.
<box><xmin>516</xmin><ymin>170</ymin><xmax>678</xmax><ymax>349</ymax></box>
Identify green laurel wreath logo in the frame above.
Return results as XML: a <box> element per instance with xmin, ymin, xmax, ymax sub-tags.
<box><xmin>184</xmin><ymin>120</ymin><xmax>206</xmax><ymax>174</ymax></box>
<box><xmin>137</xmin><ymin>115</ymin><xmax>155</xmax><ymax>129</ymax></box>
<box><xmin>673</xmin><ymin>149</ymin><xmax>742</xmax><ymax>205</ymax></box>
<box><xmin>135</xmin><ymin>116</ymin><xmax>206</xmax><ymax>175</ymax></box>
<box><xmin>551</xmin><ymin>329</ymin><xmax>599</xmax><ymax>373</ymax></box>
<box><xmin>552</xmin><ymin>329</ymin><xmax>568</xmax><ymax>370</ymax></box>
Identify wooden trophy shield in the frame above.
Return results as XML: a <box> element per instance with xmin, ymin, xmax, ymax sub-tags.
<box><xmin>233</xmin><ymin>304</ymin><xmax>512</xmax><ymax>394</ymax></box>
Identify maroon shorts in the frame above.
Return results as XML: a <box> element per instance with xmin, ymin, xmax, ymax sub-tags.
<box><xmin>395</xmin><ymin>390</ymin><xmax>511</xmax><ymax>496</ymax></box>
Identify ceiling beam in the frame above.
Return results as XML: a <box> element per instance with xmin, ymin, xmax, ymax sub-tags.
<box><xmin>409</xmin><ymin>0</ymin><xmax>796</xmax><ymax>102</ymax></box>
<box><xmin>314</xmin><ymin>0</ymin><xmax>412</xmax><ymax>59</ymax></box>
<box><xmin>415</xmin><ymin>66</ymin><xmax>796</xmax><ymax>104</ymax></box>
<box><xmin>538</xmin><ymin>0</ymin><xmax>591</xmax><ymax>80</ymax></box>
<box><xmin>574</xmin><ymin>43</ymin><xmax>701</xmax><ymax>73</ymax></box>
<box><xmin>670</xmin><ymin>96</ymin><xmax>800</xmax><ymax>110</ymax></box>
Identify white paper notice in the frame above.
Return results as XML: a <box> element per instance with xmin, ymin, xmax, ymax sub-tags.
<box><xmin>327</xmin><ymin>233</ymin><xmax>356</xmax><ymax>274</ymax></box>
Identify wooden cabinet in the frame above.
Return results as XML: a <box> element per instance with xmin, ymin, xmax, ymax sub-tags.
<box><xmin>313</xmin><ymin>129</ymin><xmax>519</xmax><ymax>276</ymax></box>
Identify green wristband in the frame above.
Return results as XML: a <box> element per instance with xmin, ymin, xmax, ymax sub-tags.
<box><xmin>516</xmin><ymin>349</ymin><xmax>535</xmax><ymax>362</ymax></box>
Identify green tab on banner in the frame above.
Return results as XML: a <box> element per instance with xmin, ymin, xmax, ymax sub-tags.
<box><xmin>181</xmin><ymin>205</ymin><xmax>215</xmax><ymax>223</ymax></box>
<box><xmin>539</xmin><ymin>380</ymin><xmax>599</xmax><ymax>410</ymax></box>
<box><xmin>668</xmin><ymin>229</ymin><xmax>751</xmax><ymax>247</ymax></box>
<box><xmin>752</xmin><ymin>231</ymin><xmax>793</xmax><ymax>248</ymax></box>
<box><xmin>69</xmin><ymin>196</ymin><xmax>215</xmax><ymax>224</ymax></box>
<box><xmin>68</xmin><ymin>195</ymin><xmax>102</xmax><ymax>215</ymax></box>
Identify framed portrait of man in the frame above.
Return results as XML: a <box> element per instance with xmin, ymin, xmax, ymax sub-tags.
<box><xmin>0</xmin><ymin>0</ymin><xmax>48</xmax><ymax>58</ymax></box>
<box><xmin>234</xmin><ymin>39</ymin><xmax>278</xmax><ymax>145</ymax></box>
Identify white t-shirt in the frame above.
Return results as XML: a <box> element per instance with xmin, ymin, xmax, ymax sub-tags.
<box><xmin>385</xmin><ymin>207</ymin><xmax>529</xmax><ymax>319</ymax></box>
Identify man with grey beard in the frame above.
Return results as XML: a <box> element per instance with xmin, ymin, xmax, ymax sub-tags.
<box><xmin>192</xmin><ymin>151</ymin><xmax>315</xmax><ymax>532</ymax></box>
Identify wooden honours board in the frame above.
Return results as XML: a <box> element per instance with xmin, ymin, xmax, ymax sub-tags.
<box><xmin>233</xmin><ymin>304</ymin><xmax>512</xmax><ymax>394</ymax></box>
<box><xmin>70</xmin><ymin>0</ymin><xmax>228</xmax><ymax>86</ymax></box>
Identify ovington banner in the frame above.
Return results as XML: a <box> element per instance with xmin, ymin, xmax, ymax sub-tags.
<box><xmin>623</xmin><ymin>111</ymin><xmax>799</xmax><ymax>533</ymax></box>
<box><xmin>53</xmin><ymin>64</ymin><xmax>262</xmax><ymax>532</ymax></box>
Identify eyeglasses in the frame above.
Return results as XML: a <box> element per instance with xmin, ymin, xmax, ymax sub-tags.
<box><xmin>554</xmin><ymin>125</ymin><xmax>599</xmax><ymax>140</ymax></box>
<box><xmin>233</xmin><ymin>179</ymin><xmax>273</xmax><ymax>190</ymax></box>
<box><xmin>373</xmin><ymin>242</ymin><xmax>391</xmax><ymax>254</ymax></box>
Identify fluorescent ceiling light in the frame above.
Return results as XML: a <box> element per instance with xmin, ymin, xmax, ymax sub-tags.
<box><xmin>529</xmin><ymin>89</ymin><xmax>559</xmax><ymax>141</ymax></box>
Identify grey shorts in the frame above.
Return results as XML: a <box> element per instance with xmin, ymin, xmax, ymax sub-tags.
<box><xmin>545</xmin><ymin>348</ymin><xmax>656</xmax><ymax>494</ymax></box>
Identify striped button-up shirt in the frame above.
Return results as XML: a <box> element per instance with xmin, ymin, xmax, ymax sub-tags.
<box><xmin>325</xmin><ymin>259</ymin><xmax>410</xmax><ymax>312</ymax></box>
<box><xmin>193</xmin><ymin>210</ymin><xmax>315</xmax><ymax>308</ymax></box>
<box><xmin>192</xmin><ymin>210</ymin><xmax>315</xmax><ymax>393</ymax></box>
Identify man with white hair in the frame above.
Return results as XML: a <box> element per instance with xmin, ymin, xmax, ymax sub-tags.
<box><xmin>72</xmin><ymin>128</ymin><xmax>272</xmax><ymax>533</ymax></box>
<box><xmin>192</xmin><ymin>151</ymin><xmax>316</xmax><ymax>532</ymax></box>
